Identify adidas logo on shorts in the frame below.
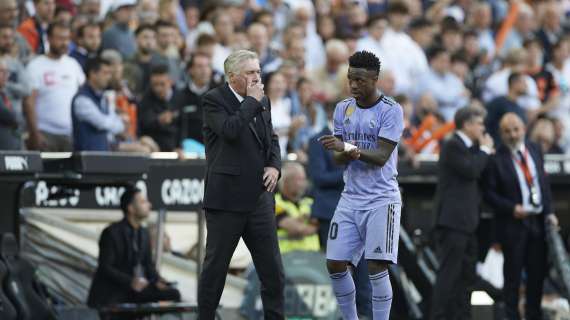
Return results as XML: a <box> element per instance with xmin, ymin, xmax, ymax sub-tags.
<box><xmin>374</xmin><ymin>246</ymin><xmax>383</xmax><ymax>254</ymax></box>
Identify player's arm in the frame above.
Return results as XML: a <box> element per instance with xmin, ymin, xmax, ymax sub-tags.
<box><xmin>358</xmin><ymin>138</ymin><xmax>398</xmax><ymax>167</ymax></box>
<box><xmin>318</xmin><ymin>135</ymin><xmax>360</xmax><ymax>165</ymax></box>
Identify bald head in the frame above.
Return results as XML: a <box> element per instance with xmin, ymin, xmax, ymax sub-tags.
<box><xmin>499</xmin><ymin>112</ymin><xmax>526</xmax><ymax>149</ymax></box>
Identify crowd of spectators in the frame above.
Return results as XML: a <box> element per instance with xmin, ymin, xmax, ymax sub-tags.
<box><xmin>0</xmin><ymin>0</ymin><xmax>569</xmax><ymax>161</ymax></box>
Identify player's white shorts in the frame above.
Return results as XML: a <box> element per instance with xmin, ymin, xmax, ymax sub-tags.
<box><xmin>326</xmin><ymin>202</ymin><xmax>401</xmax><ymax>265</ymax></box>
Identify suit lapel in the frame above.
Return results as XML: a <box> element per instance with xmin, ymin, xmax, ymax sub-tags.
<box><xmin>221</xmin><ymin>83</ymin><xmax>264</xmax><ymax>147</ymax></box>
<box><xmin>499</xmin><ymin>145</ymin><xmax>522</xmax><ymax>198</ymax></box>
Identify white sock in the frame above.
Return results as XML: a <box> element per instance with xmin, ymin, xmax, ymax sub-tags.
<box><xmin>370</xmin><ymin>270</ymin><xmax>392</xmax><ymax>320</ymax></box>
<box><xmin>330</xmin><ymin>270</ymin><xmax>359</xmax><ymax>320</ymax></box>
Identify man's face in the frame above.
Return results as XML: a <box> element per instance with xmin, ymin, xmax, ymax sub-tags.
<box><xmin>463</xmin><ymin>115</ymin><xmax>485</xmax><ymax>141</ymax></box>
<box><xmin>0</xmin><ymin>0</ymin><xmax>18</xmax><ymax>27</ymax></box>
<box><xmin>285</xmin><ymin>169</ymin><xmax>308</xmax><ymax>201</ymax></box>
<box><xmin>369</xmin><ymin>19</ymin><xmax>388</xmax><ymax>40</ymax></box>
<box><xmin>137</xmin><ymin>29</ymin><xmax>156</xmax><ymax>54</ymax></box>
<box><xmin>214</xmin><ymin>14</ymin><xmax>234</xmax><ymax>40</ymax></box>
<box><xmin>0</xmin><ymin>63</ymin><xmax>8</xmax><ymax>88</ymax></box>
<box><xmin>91</xmin><ymin>63</ymin><xmax>112</xmax><ymax>90</ymax></box>
<box><xmin>0</xmin><ymin>28</ymin><xmax>14</xmax><ymax>54</ymax></box>
<box><xmin>500</xmin><ymin>117</ymin><xmax>525</xmax><ymax>149</ymax></box>
<box><xmin>248</xmin><ymin>25</ymin><xmax>268</xmax><ymax>53</ymax></box>
<box><xmin>115</xmin><ymin>5</ymin><xmax>135</xmax><ymax>24</ymax></box>
<box><xmin>109</xmin><ymin>61</ymin><xmax>123</xmax><ymax>87</ymax></box>
<box><xmin>130</xmin><ymin>192</ymin><xmax>151</xmax><ymax>221</ymax></box>
<box><xmin>36</xmin><ymin>0</ymin><xmax>56</xmax><ymax>23</ymax></box>
<box><xmin>286</xmin><ymin>39</ymin><xmax>305</xmax><ymax>62</ymax></box>
<box><xmin>157</xmin><ymin>26</ymin><xmax>177</xmax><ymax>50</ymax></box>
<box><xmin>229</xmin><ymin>58</ymin><xmax>261</xmax><ymax>96</ymax></box>
<box><xmin>48</xmin><ymin>27</ymin><xmax>71</xmax><ymax>57</ymax></box>
<box><xmin>347</xmin><ymin>67</ymin><xmax>378</xmax><ymax>101</ymax></box>
<box><xmin>512</xmin><ymin>77</ymin><xmax>527</xmax><ymax>96</ymax></box>
<box><xmin>189</xmin><ymin>55</ymin><xmax>212</xmax><ymax>87</ymax></box>
<box><xmin>150</xmin><ymin>73</ymin><xmax>172</xmax><ymax>101</ymax></box>
<box><xmin>80</xmin><ymin>0</ymin><xmax>100</xmax><ymax>18</ymax></box>
<box><xmin>81</xmin><ymin>25</ymin><xmax>101</xmax><ymax>52</ymax></box>
<box><xmin>431</xmin><ymin>52</ymin><xmax>451</xmax><ymax>74</ymax></box>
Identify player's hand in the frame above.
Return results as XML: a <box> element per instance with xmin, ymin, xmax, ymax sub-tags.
<box><xmin>513</xmin><ymin>204</ymin><xmax>527</xmax><ymax>219</ymax></box>
<box><xmin>246</xmin><ymin>78</ymin><xmax>264</xmax><ymax>102</ymax></box>
<box><xmin>347</xmin><ymin>148</ymin><xmax>360</xmax><ymax>160</ymax></box>
<box><xmin>131</xmin><ymin>277</ymin><xmax>149</xmax><ymax>292</ymax></box>
<box><xmin>263</xmin><ymin>166</ymin><xmax>279</xmax><ymax>192</ymax></box>
<box><xmin>318</xmin><ymin>135</ymin><xmax>344</xmax><ymax>152</ymax></box>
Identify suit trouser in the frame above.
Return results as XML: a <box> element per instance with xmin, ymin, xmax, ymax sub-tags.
<box><xmin>501</xmin><ymin>218</ymin><xmax>546</xmax><ymax>320</ymax></box>
<box><xmin>431</xmin><ymin>228</ymin><xmax>478</xmax><ymax>320</ymax></box>
<box><xmin>318</xmin><ymin>219</ymin><xmax>372</xmax><ymax>318</ymax></box>
<box><xmin>198</xmin><ymin>192</ymin><xmax>285</xmax><ymax>320</ymax></box>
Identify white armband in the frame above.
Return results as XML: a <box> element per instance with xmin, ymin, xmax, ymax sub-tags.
<box><xmin>344</xmin><ymin>142</ymin><xmax>357</xmax><ymax>152</ymax></box>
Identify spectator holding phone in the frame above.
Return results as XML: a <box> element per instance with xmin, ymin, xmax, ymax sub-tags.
<box><xmin>138</xmin><ymin>63</ymin><xmax>181</xmax><ymax>152</ymax></box>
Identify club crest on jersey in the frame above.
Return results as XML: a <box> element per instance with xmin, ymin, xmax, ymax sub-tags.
<box><xmin>345</xmin><ymin>105</ymin><xmax>355</xmax><ymax>117</ymax></box>
<box><xmin>369</xmin><ymin>119</ymin><xmax>376</xmax><ymax>129</ymax></box>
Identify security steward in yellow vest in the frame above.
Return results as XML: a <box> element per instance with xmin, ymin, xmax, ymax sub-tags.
<box><xmin>275</xmin><ymin>163</ymin><xmax>320</xmax><ymax>254</ymax></box>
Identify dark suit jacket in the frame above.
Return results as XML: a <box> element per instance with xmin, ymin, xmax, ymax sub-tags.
<box><xmin>435</xmin><ymin>133</ymin><xmax>490</xmax><ymax>234</ymax></box>
<box><xmin>174</xmin><ymin>81</ymin><xmax>216</xmax><ymax>144</ymax></box>
<box><xmin>138</xmin><ymin>89</ymin><xmax>180</xmax><ymax>151</ymax></box>
<box><xmin>202</xmin><ymin>83</ymin><xmax>281</xmax><ymax>212</ymax></box>
<box><xmin>483</xmin><ymin>142</ymin><xmax>552</xmax><ymax>236</ymax></box>
<box><xmin>87</xmin><ymin>219</ymin><xmax>159</xmax><ymax>308</ymax></box>
<box><xmin>307</xmin><ymin>127</ymin><xmax>344</xmax><ymax>220</ymax></box>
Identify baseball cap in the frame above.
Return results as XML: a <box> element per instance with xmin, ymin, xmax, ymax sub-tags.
<box><xmin>111</xmin><ymin>0</ymin><xmax>137</xmax><ymax>11</ymax></box>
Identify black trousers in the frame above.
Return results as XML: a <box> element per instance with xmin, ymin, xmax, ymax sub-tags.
<box><xmin>198</xmin><ymin>192</ymin><xmax>285</xmax><ymax>320</ymax></box>
<box><xmin>501</xmin><ymin>218</ymin><xmax>546</xmax><ymax>320</ymax></box>
<box><xmin>431</xmin><ymin>228</ymin><xmax>478</xmax><ymax>320</ymax></box>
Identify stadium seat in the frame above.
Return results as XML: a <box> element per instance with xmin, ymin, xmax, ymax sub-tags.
<box><xmin>0</xmin><ymin>233</ymin><xmax>56</xmax><ymax>320</ymax></box>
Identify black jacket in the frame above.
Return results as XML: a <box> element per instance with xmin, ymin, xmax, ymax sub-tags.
<box><xmin>435</xmin><ymin>133</ymin><xmax>490</xmax><ymax>233</ymax></box>
<box><xmin>174</xmin><ymin>82</ymin><xmax>216</xmax><ymax>143</ymax></box>
<box><xmin>87</xmin><ymin>219</ymin><xmax>159</xmax><ymax>308</ymax></box>
<box><xmin>483</xmin><ymin>142</ymin><xmax>552</xmax><ymax>235</ymax></box>
<box><xmin>202</xmin><ymin>83</ymin><xmax>281</xmax><ymax>212</ymax></box>
<box><xmin>138</xmin><ymin>89</ymin><xmax>180</xmax><ymax>151</ymax></box>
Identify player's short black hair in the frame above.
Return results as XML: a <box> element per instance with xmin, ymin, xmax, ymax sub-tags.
<box><xmin>454</xmin><ymin>106</ymin><xmax>487</xmax><ymax>130</ymax></box>
<box><xmin>120</xmin><ymin>186</ymin><xmax>141</xmax><ymax>216</ymax></box>
<box><xmin>348</xmin><ymin>51</ymin><xmax>381</xmax><ymax>75</ymax></box>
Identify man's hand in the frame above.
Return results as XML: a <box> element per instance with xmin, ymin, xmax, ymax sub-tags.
<box><xmin>479</xmin><ymin>133</ymin><xmax>494</xmax><ymax>150</ymax></box>
<box><xmin>131</xmin><ymin>277</ymin><xmax>149</xmax><ymax>292</ymax></box>
<box><xmin>347</xmin><ymin>148</ymin><xmax>360</xmax><ymax>160</ymax></box>
<box><xmin>263</xmin><ymin>166</ymin><xmax>279</xmax><ymax>192</ymax></box>
<box><xmin>246</xmin><ymin>78</ymin><xmax>264</xmax><ymax>102</ymax></box>
<box><xmin>26</xmin><ymin>131</ymin><xmax>45</xmax><ymax>150</ymax></box>
<box><xmin>158</xmin><ymin>110</ymin><xmax>175</xmax><ymax>125</ymax></box>
<box><xmin>318</xmin><ymin>135</ymin><xmax>344</xmax><ymax>152</ymax></box>
<box><xmin>156</xmin><ymin>280</ymin><xmax>169</xmax><ymax>291</ymax></box>
<box><xmin>513</xmin><ymin>204</ymin><xmax>527</xmax><ymax>219</ymax></box>
<box><xmin>547</xmin><ymin>214</ymin><xmax>559</xmax><ymax>228</ymax></box>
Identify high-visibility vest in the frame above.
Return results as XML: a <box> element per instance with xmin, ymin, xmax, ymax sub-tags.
<box><xmin>275</xmin><ymin>194</ymin><xmax>320</xmax><ymax>254</ymax></box>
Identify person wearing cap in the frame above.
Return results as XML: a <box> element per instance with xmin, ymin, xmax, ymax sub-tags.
<box><xmin>101</xmin><ymin>0</ymin><xmax>137</xmax><ymax>59</ymax></box>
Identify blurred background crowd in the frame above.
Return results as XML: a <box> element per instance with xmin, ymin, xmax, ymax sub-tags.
<box><xmin>1</xmin><ymin>0</ymin><xmax>570</xmax><ymax>163</ymax></box>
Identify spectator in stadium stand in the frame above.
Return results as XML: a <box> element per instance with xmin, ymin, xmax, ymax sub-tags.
<box><xmin>101</xmin><ymin>0</ymin><xmax>137</xmax><ymax>59</ymax></box>
<box><xmin>263</xmin><ymin>0</ymin><xmax>292</xmax><ymax>42</ymax></box>
<box><xmin>264</xmin><ymin>22</ymin><xmax>307</xmax><ymax>73</ymax></box>
<box><xmin>123</xmin><ymin>24</ymin><xmax>157</xmax><ymax>100</ymax></box>
<box><xmin>69</xmin><ymin>22</ymin><xmax>102</xmax><ymax>70</ymax></box>
<box><xmin>414</xmin><ymin>46</ymin><xmax>470</xmax><ymax>122</ymax></box>
<box><xmin>293</xmin><ymin>5</ymin><xmax>326</xmax><ymax>71</ymax></box>
<box><xmin>23</xmin><ymin>22</ymin><xmax>85</xmax><ymax>151</ymax></box>
<box><xmin>100</xmin><ymin>49</ymin><xmax>159</xmax><ymax>153</ymax></box>
<box><xmin>485</xmin><ymin>72</ymin><xmax>529</xmax><ymax>146</ymax></box>
<box><xmin>71</xmin><ymin>57</ymin><xmax>126</xmax><ymax>151</ymax></box>
<box><xmin>536</xmin><ymin>1</ymin><xmax>564</xmax><ymax>64</ymax></box>
<box><xmin>356</xmin><ymin>15</ymin><xmax>389</xmax><ymax>71</ymax></box>
<box><xmin>307</xmin><ymin>102</ymin><xmax>373</xmax><ymax>318</ymax></box>
<box><xmin>544</xmin><ymin>40</ymin><xmax>570</xmax><ymax>140</ymax></box>
<box><xmin>431</xmin><ymin>106</ymin><xmax>493</xmax><ymax>320</ymax></box>
<box><xmin>316</xmin><ymin>15</ymin><xmax>336</xmax><ymax>44</ymax></box>
<box><xmin>408</xmin><ymin>18</ymin><xmax>434</xmax><ymax>51</ymax></box>
<box><xmin>210</xmin><ymin>9</ymin><xmax>235</xmax><ymax>74</ymax></box>
<box><xmin>78</xmin><ymin>0</ymin><xmax>101</xmax><ymax>21</ymax></box>
<box><xmin>138</xmin><ymin>64</ymin><xmax>180</xmax><ymax>152</ymax></box>
<box><xmin>154</xmin><ymin>20</ymin><xmax>182</xmax><ymax>85</ymax></box>
<box><xmin>483</xmin><ymin>112</ymin><xmax>558</xmax><ymax>320</ymax></box>
<box><xmin>0</xmin><ymin>0</ymin><xmax>32</xmax><ymax>63</ymax></box>
<box><xmin>438</xmin><ymin>18</ymin><xmax>463</xmax><ymax>55</ymax></box>
<box><xmin>174</xmin><ymin>53</ymin><xmax>219</xmax><ymax>144</ymax></box>
<box><xmin>523</xmin><ymin>38</ymin><xmax>557</xmax><ymax>104</ymax></box>
<box><xmin>0</xmin><ymin>58</ymin><xmax>22</xmax><ymax>150</ymax></box>
<box><xmin>181</xmin><ymin>2</ymin><xmax>200</xmax><ymax>54</ymax></box>
<box><xmin>18</xmin><ymin>0</ymin><xmax>55</xmax><ymax>55</ymax></box>
<box><xmin>88</xmin><ymin>186</ymin><xmax>181</xmax><ymax>308</ymax></box>
<box><xmin>54</xmin><ymin>5</ymin><xmax>72</xmax><ymax>25</ymax></box>
<box><xmin>529</xmin><ymin>117</ymin><xmax>560</xmax><ymax>154</ymax></box>
<box><xmin>499</xmin><ymin>2</ymin><xmax>535</xmax><ymax>56</ymax></box>
<box><xmin>0</xmin><ymin>24</ymin><xmax>32</xmax><ymax>132</ymax></box>
<box><xmin>137</xmin><ymin>0</ymin><xmax>159</xmax><ymax>26</ymax></box>
<box><xmin>247</xmin><ymin>22</ymin><xmax>278</xmax><ymax>73</ymax></box>
<box><xmin>467</xmin><ymin>1</ymin><xmax>495</xmax><ymax>61</ymax></box>
<box><xmin>308</xmin><ymin>39</ymin><xmax>349</xmax><ymax>104</ymax></box>
<box><xmin>290</xmin><ymin>77</ymin><xmax>326</xmax><ymax>155</ymax></box>
<box><xmin>377</xmin><ymin>69</ymin><xmax>397</xmax><ymax>97</ymax></box>
<box><xmin>193</xmin><ymin>33</ymin><xmax>216</xmax><ymax>61</ymax></box>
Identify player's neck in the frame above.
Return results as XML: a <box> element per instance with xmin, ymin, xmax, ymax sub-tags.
<box><xmin>356</xmin><ymin>91</ymin><xmax>382</xmax><ymax>109</ymax></box>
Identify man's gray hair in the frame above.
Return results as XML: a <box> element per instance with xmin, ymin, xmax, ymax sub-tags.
<box><xmin>224</xmin><ymin>50</ymin><xmax>258</xmax><ymax>76</ymax></box>
<box><xmin>277</xmin><ymin>162</ymin><xmax>304</xmax><ymax>191</ymax></box>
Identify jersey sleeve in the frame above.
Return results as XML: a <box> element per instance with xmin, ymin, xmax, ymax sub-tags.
<box><xmin>378</xmin><ymin>104</ymin><xmax>404</xmax><ymax>144</ymax></box>
<box><xmin>333</xmin><ymin>101</ymin><xmax>345</xmax><ymax>139</ymax></box>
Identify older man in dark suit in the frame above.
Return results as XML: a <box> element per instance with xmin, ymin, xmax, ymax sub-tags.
<box><xmin>431</xmin><ymin>106</ymin><xmax>494</xmax><ymax>320</ymax></box>
<box><xmin>198</xmin><ymin>50</ymin><xmax>283</xmax><ymax>320</ymax></box>
<box><xmin>484</xmin><ymin>112</ymin><xmax>558</xmax><ymax>320</ymax></box>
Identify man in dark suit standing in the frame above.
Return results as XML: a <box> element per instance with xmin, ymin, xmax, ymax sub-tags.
<box><xmin>484</xmin><ymin>113</ymin><xmax>558</xmax><ymax>320</ymax></box>
<box><xmin>199</xmin><ymin>50</ymin><xmax>284</xmax><ymax>320</ymax></box>
<box><xmin>431</xmin><ymin>107</ymin><xmax>494</xmax><ymax>320</ymax></box>
<box><xmin>88</xmin><ymin>187</ymin><xmax>180</xmax><ymax>308</ymax></box>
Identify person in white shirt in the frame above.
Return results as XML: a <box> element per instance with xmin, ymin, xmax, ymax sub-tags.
<box><xmin>23</xmin><ymin>22</ymin><xmax>85</xmax><ymax>151</ymax></box>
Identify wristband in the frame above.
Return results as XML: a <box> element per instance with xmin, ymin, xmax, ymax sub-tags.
<box><xmin>344</xmin><ymin>142</ymin><xmax>357</xmax><ymax>152</ymax></box>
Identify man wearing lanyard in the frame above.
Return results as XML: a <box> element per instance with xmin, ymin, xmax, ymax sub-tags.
<box><xmin>484</xmin><ymin>112</ymin><xmax>558</xmax><ymax>320</ymax></box>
